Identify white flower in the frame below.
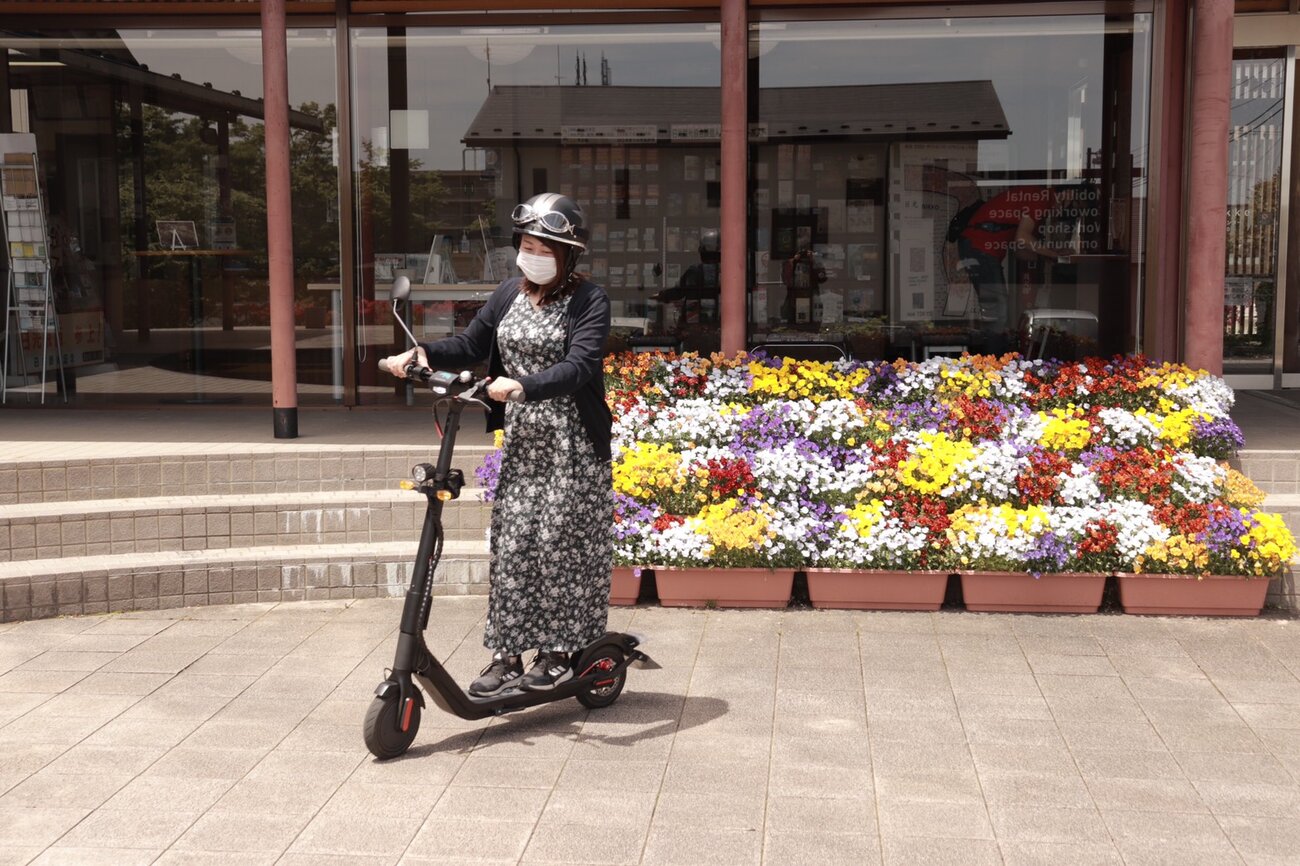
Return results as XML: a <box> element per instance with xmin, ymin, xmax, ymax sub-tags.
<box><xmin>1168</xmin><ymin>375</ymin><xmax>1235</xmax><ymax>417</ymax></box>
<box><xmin>1171</xmin><ymin>454</ymin><xmax>1226</xmax><ymax>504</ymax></box>
<box><xmin>1096</xmin><ymin>407</ymin><xmax>1160</xmax><ymax>449</ymax></box>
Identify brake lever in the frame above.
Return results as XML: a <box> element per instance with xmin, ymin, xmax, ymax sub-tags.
<box><xmin>459</xmin><ymin>378</ymin><xmax>493</xmax><ymax>408</ymax></box>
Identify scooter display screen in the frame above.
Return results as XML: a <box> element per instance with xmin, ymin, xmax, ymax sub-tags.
<box><xmin>427</xmin><ymin>370</ymin><xmax>458</xmax><ymax>392</ymax></box>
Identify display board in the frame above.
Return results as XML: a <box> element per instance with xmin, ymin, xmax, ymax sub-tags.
<box><xmin>2</xmin><ymin>133</ymin><xmax>64</xmax><ymax>403</ymax></box>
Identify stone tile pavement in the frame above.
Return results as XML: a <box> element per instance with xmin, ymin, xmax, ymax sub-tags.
<box><xmin>2</xmin><ymin>598</ymin><xmax>1300</xmax><ymax>865</ymax></box>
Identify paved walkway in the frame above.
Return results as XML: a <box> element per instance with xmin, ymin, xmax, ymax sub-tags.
<box><xmin>0</xmin><ymin>406</ymin><xmax>496</xmax><ymax>462</ymax></box>
<box><xmin>2</xmin><ymin>598</ymin><xmax>1300</xmax><ymax>865</ymax></box>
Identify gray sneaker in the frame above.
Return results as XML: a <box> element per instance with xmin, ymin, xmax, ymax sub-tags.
<box><xmin>520</xmin><ymin>651</ymin><xmax>572</xmax><ymax>691</ymax></box>
<box><xmin>469</xmin><ymin>652</ymin><xmax>523</xmax><ymax>697</ymax></box>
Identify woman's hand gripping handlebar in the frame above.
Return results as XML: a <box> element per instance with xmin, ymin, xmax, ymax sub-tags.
<box><xmin>378</xmin><ymin>353</ymin><xmax>518</xmax><ymax>405</ymax></box>
<box><xmin>379</xmin><ymin>348</ymin><xmax>524</xmax><ymax>403</ymax></box>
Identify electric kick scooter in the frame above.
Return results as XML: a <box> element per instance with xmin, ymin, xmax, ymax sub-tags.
<box><xmin>363</xmin><ymin>276</ymin><xmax>658</xmax><ymax>760</ymax></box>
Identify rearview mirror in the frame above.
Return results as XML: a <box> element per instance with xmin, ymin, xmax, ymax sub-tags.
<box><xmin>392</xmin><ymin>275</ymin><xmax>411</xmax><ymax>303</ymax></box>
<box><xmin>389</xmin><ymin>275</ymin><xmax>419</xmax><ymax>348</ymax></box>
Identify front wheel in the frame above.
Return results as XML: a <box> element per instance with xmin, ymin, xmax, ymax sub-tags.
<box><xmin>363</xmin><ymin>693</ymin><xmax>420</xmax><ymax>759</ymax></box>
<box><xmin>575</xmin><ymin>648</ymin><xmax>626</xmax><ymax>709</ymax></box>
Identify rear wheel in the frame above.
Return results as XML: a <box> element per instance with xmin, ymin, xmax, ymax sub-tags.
<box><xmin>363</xmin><ymin>693</ymin><xmax>420</xmax><ymax>759</ymax></box>
<box><xmin>575</xmin><ymin>647</ymin><xmax>626</xmax><ymax>709</ymax></box>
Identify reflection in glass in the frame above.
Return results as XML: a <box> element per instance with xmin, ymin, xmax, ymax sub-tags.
<box><xmin>1224</xmin><ymin>50</ymin><xmax>1286</xmax><ymax>375</ymax></box>
<box><xmin>751</xmin><ymin>15</ymin><xmax>1153</xmax><ymax>362</ymax></box>
<box><xmin>349</xmin><ymin>23</ymin><xmax>722</xmax><ymax>394</ymax></box>
<box><xmin>2</xmin><ymin>28</ymin><xmax>339</xmax><ymax>402</ymax></box>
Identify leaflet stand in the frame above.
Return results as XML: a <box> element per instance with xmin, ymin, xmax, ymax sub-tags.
<box><xmin>1</xmin><ymin>136</ymin><xmax>65</xmax><ymax>405</ymax></box>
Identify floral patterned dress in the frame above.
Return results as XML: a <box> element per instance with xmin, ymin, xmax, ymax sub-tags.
<box><xmin>484</xmin><ymin>292</ymin><xmax>613</xmax><ymax>655</ymax></box>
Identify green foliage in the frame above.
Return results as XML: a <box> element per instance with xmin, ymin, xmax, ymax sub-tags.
<box><xmin>355</xmin><ymin>139</ymin><xmax>451</xmax><ymax>252</ymax></box>
<box><xmin>116</xmin><ymin>101</ymin><xmax>343</xmax><ymax>277</ymax></box>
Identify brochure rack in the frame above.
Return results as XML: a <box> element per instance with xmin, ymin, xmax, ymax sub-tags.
<box><xmin>2</xmin><ymin>139</ymin><xmax>64</xmax><ymax>404</ymax></box>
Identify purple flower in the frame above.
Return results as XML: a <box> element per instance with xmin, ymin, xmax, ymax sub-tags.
<box><xmin>1192</xmin><ymin>417</ymin><xmax>1244</xmax><ymax>459</ymax></box>
<box><xmin>1078</xmin><ymin>446</ymin><xmax>1119</xmax><ymax>468</ymax></box>
<box><xmin>475</xmin><ymin>448</ymin><xmax>504</xmax><ymax>501</ymax></box>
<box><xmin>732</xmin><ymin>404</ymin><xmax>797</xmax><ymax>455</ymax></box>
<box><xmin>613</xmin><ymin>494</ymin><xmax>658</xmax><ymax>540</ymax></box>
<box><xmin>885</xmin><ymin>400</ymin><xmax>950</xmax><ymax>434</ymax></box>
<box><xmin>1201</xmin><ymin>504</ymin><xmax>1248</xmax><ymax>555</ymax></box>
<box><xmin>1025</xmin><ymin>531</ymin><xmax>1070</xmax><ymax>572</ymax></box>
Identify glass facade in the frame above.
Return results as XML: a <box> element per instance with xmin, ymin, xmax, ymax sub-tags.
<box><xmin>751</xmin><ymin>15</ymin><xmax>1153</xmax><ymax>361</ymax></box>
<box><xmin>2</xmin><ymin>27</ymin><xmax>338</xmax><ymax>403</ymax></box>
<box><xmin>1224</xmin><ymin>49</ymin><xmax>1286</xmax><ymax>377</ymax></box>
<box><xmin>0</xmin><ymin>7</ymin><xmax>1162</xmax><ymax>407</ymax></box>
<box><xmin>348</xmin><ymin>22</ymin><xmax>722</xmax><ymax>380</ymax></box>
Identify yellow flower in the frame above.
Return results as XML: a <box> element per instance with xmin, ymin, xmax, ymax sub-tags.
<box><xmin>1036</xmin><ymin>408</ymin><xmax>1091</xmax><ymax>452</ymax></box>
<box><xmin>747</xmin><ymin>357</ymin><xmax>867</xmax><ymax>403</ymax></box>
<box><xmin>1223</xmin><ymin>469</ymin><xmax>1266</xmax><ymax>508</ymax></box>
<box><xmin>1241</xmin><ymin>512</ymin><xmax>1298</xmax><ymax>576</ymax></box>
<box><xmin>1155</xmin><ymin>408</ymin><xmax>1209</xmax><ymax>449</ymax></box>
<box><xmin>612</xmin><ymin>442</ymin><xmax>682</xmax><ymax>499</ymax></box>
<box><xmin>897</xmin><ymin>431</ymin><xmax>975</xmax><ymax>495</ymax></box>
<box><xmin>842</xmin><ymin>500</ymin><xmax>887</xmax><ymax>539</ymax></box>
<box><xmin>690</xmin><ymin>498</ymin><xmax>774</xmax><ymax>551</ymax></box>
<box><xmin>1136</xmin><ymin>534</ymin><xmax>1209</xmax><ymax>575</ymax></box>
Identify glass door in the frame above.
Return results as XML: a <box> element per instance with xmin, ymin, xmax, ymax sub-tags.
<box><xmin>1224</xmin><ymin>48</ymin><xmax>1290</xmax><ymax>386</ymax></box>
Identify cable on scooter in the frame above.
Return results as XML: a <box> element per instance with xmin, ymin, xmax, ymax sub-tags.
<box><xmin>418</xmin><ymin>518</ymin><xmax>444</xmax><ymax>634</ymax></box>
<box><xmin>432</xmin><ymin>400</ymin><xmax>446</xmax><ymax>440</ymax></box>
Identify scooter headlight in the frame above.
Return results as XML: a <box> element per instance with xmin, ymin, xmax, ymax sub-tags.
<box><xmin>411</xmin><ymin>463</ymin><xmax>435</xmax><ymax>484</ymax></box>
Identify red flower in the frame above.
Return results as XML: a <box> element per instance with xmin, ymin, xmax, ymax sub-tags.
<box><xmin>1078</xmin><ymin>520</ymin><xmax>1119</xmax><ymax>554</ymax></box>
<box><xmin>1016</xmin><ymin>449</ymin><xmax>1073</xmax><ymax>505</ymax></box>
<box><xmin>653</xmin><ymin>514</ymin><xmax>686</xmax><ymax>532</ymax></box>
<box><xmin>703</xmin><ymin>457</ymin><xmax>756</xmax><ymax>500</ymax></box>
<box><xmin>949</xmin><ymin>396</ymin><xmax>1007</xmax><ymax>440</ymax></box>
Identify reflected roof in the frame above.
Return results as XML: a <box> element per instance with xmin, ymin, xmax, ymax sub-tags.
<box><xmin>464</xmin><ymin>82</ymin><xmax>1009</xmax><ymax>145</ymax></box>
<box><xmin>5</xmin><ymin>35</ymin><xmax>324</xmax><ymax>133</ymax></box>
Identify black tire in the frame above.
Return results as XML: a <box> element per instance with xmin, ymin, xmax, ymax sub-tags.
<box><xmin>363</xmin><ymin>693</ymin><xmax>420</xmax><ymax>760</ymax></box>
<box><xmin>576</xmin><ymin>647</ymin><xmax>626</xmax><ymax>709</ymax></box>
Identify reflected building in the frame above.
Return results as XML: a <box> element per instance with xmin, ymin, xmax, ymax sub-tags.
<box><xmin>0</xmin><ymin>2</ymin><xmax>1296</xmax><ymax>407</ymax></box>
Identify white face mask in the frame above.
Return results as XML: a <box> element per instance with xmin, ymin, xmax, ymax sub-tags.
<box><xmin>516</xmin><ymin>250</ymin><xmax>558</xmax><ymax>285</ymax></box>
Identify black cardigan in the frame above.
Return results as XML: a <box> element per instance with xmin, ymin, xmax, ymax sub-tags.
<box><xmin>419</xmin><ymin>276</ymin><xmax>613</xmax><ymax>461</ymax></box>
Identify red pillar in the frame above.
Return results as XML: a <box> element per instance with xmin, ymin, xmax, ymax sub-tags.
<box><xmin>262</xmin><ymin>0</ymin><xmax>299</xmax><ymax>437</ymax></box>
<box><xmin>1148</xmin><ymin>0</ymin><xmax>1187</xmax><ymax>362</ymax></box>
<box><xmin>720</xmin><ymin>0</ymin><xmax>747</xmax><ymax>356</ymax></box>
<box><xmin>1183</xmin><ymin>0</ymin><xmax>1232</xmax><ymax>375</ymax></box>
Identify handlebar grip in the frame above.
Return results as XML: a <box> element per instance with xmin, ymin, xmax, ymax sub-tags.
<box><xmin>404</xmin><ymin>362</ymin><xmax>434</xmax><ymax>381</ymax></box>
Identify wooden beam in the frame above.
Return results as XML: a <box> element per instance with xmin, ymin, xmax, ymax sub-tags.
<box><xmin>0</xmin><ymin>1</ymin><xmax>331</xmax><ymax>14</ymax></box>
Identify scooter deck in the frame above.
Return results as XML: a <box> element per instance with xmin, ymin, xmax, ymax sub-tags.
<box><xmin>403</xmin><ymin>631</ymin><xmax>651</xmax><ymax>721</ymax></box>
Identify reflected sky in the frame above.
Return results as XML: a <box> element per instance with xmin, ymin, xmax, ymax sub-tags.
<box><xmin>104</xmin><ymin>15</ymin><xmax>1150</xmax><ymax>178</ymax></box>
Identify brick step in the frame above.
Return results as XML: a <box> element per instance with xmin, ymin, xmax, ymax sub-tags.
<box><xmin>1234</xmin><ymin>451</ymin><xmax>1300</xmax><ymax>495</ymax></box>
<box><xmin>0</xmin><ymin>446</ymin><xmax>497</xmax><ymax>505</ymax></box>
<box><xmin>1</xmin><ymin>490</ymin><xmax>491</xmax><ymax>561</ymax></box>
<box><xmin>0</xmin><ymin>540</ymin><xmax>489</xmax><ymax>622</ymax></box>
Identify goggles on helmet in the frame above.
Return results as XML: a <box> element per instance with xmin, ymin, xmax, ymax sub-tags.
<box><xmin>511</xmin><ymin>203</ymin><xmax>576</xmax><ymax>237</ymax></box>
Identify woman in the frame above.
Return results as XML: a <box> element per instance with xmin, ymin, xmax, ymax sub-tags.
<box><xmin>381</xmin><ymin>193</ymin><xmax>613</xmax><ymax>696</ymax></box>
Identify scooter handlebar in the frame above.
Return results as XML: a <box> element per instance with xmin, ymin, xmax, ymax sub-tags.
<box><xmin>421</xmin><ymin>369</ymin><xmax>489</xmax><ymax>400</ymax></box>
<box><xmin>403</xmin><ymin>361</ymin><xmax>436</xmax><ymax>382</ymax></box>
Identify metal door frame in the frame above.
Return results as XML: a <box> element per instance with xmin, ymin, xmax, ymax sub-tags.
<box><xmin>1230</xmin><ymin>20</ymin><xmax>1297</xmax><ymax>390</ymax></box>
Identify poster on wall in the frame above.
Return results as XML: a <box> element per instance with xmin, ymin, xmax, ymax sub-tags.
<box><xmin>890</xmin><ymin>142</ymin><xmax>981</xmax><ymax>324</ymax></box>
<box><xmin>898</xmin><ymin>218</ymin><xmax>935</xmax><ymax>321</ymax></box>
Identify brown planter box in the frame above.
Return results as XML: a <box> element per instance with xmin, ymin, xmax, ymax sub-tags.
<box><xmin>960</xmin><ymin>571</ymin><xmax>1106</xmax><ymax>613</ymax></box>
<box><xmin>805</xmin><ymin>568</ymin><xmax>950</xmax><ymax>611</ymax></box>
<box><xmin>610</xmin><ymin>566</ymin><xmax>643</xmax><ymax>606</ymax></box>
<box><xmin>1117</xmin><ymin>573</ymin><xmax>1272</xmax><ymax>617</ymax></box>
<box><xmin>651</xmin><ymin>567</ymin><xmax>794</xmax><ymax>609</ymax></box>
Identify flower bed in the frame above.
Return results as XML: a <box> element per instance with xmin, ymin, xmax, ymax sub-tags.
<box><xmin>482</xmin><ymin>352</ymin><xmax>1296</xmax><ymax>606</ymax></box>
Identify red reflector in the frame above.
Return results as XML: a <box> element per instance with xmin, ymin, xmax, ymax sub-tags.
<box><xmin>594</xmin><ymin>679</ymin><xmax>615</xmax><ymax>687</ymax></box>
<box><xmin>401</xmin><ymin>698</ymin><xmax>414</xmax><ymax>731</ymax></box>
